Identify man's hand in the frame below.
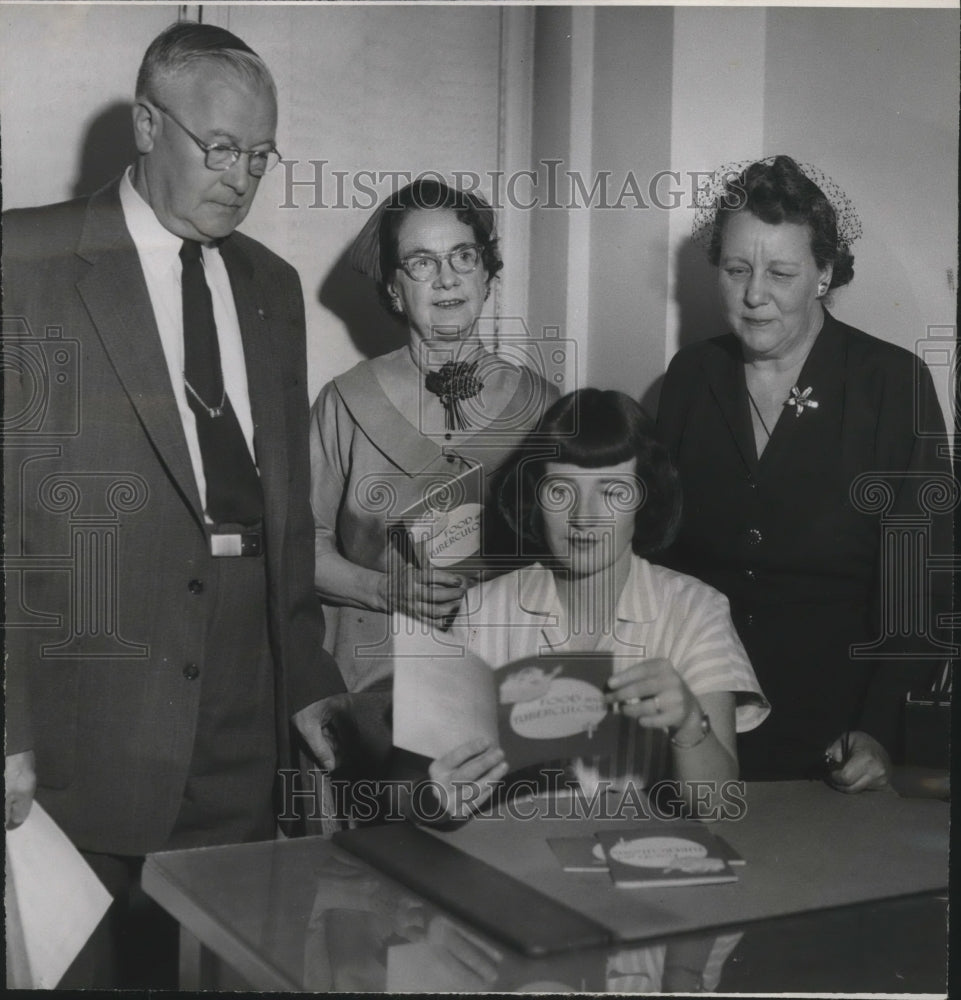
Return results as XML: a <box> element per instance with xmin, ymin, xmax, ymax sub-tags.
<box><xmin>292</xmin><ymin>692</ymin><xmax>393</xmax><ymax>774</ymax></box>
<box><xmin>824</xmin><ymin>730</ymin><xmax>891</xmax><ymax>793</ymax></box>
<box><xmin>5</xmin><ymin>750</ymin><xmax>36</xmax><ymax>830</ymax></box>
<box><xmin>292</xmin><ymin>696</ymin><xmax>349</xmax><ymax>770</ymax></box>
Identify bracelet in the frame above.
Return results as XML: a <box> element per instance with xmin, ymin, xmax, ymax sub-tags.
<box><xmin>669</xmin><ymin>712</ymin><xmax>711</xmax><ymax>749</ymax></box>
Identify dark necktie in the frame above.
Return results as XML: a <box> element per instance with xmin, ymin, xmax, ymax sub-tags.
<box><xmin>180</xmin><ymin>239</ymin><xmax>263</xmax><ymax>525</ymax></box>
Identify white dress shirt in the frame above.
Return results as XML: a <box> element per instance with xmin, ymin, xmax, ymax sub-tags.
<box><xmin>119</xmin><ymin>168</ymin><xmax>257</xmax><ymax>519</ymax></box>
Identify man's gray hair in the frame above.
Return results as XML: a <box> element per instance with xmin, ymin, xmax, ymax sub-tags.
<box><xmin>136</xmin><ymin>21</ymin><xmax>276</xmax><ymax>102</ymax></box>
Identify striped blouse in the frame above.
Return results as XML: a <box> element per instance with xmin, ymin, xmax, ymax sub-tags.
<box><xmin>447</xmin><ymin>555</ymin><xmax>769</xmax><ymax>794</ymax></box>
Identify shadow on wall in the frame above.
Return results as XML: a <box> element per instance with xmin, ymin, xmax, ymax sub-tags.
<box><xmin>72</xmin><ymin>102</ymin><xmax>138</xmax><ymax>199</ymax></box>
<box><xmin>642</xmin><ymin>235</ymin><xmax>729</xmax><ymax>419</ymax></box>
<box><xmin>639</xmin><ymin>374</ymin><xmax>665</xmax><ymax>423</ymax></box>
<box><xmin>674</xmin><ymin>235</ymin><xmax>727</xmax><ymax>351</ymax></box>
<box><xmin>318</xmin><ymin>248</ymin><xmax>408</xmax><ymax>361</ymax></box>
<box><xmin>68</xmin><ymin>102</ymin><xmax>407</xmax><ymax>365</ymax></box>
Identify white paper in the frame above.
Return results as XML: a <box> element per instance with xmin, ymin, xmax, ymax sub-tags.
<box><xmin>393</xmin><ymin>651</ymin><xmax>498</xmax><ymax>760</ymax></box>
<box><xmin>5</xmin><ymin>801</ymin><xmax>112</xmax><ymax>989</ymax></box>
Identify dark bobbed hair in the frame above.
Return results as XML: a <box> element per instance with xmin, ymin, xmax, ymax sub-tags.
<box><xmin>135</xmin><ymin>22</ymin><xmax>276</xmax><ymax>102</ymax></box>
<box><xmin>708</xmin><ymin>155</ymin><xmax>854</xmax><ymax>290</ymax></box>
<box><xmin>499</xmin><ymin>389</ymin><xmax>682</xmax><ymax>559</ymax></box>
<box><xmin>377</xmin><ymin>179</ymin><xmax>504</xmax><ymax>310</ymax></box>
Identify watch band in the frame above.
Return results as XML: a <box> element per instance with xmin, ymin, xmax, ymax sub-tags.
<box><xmin>669</xmin><ymin>711</ymin><xmax>712</xmax><ymax>749</ymax></box>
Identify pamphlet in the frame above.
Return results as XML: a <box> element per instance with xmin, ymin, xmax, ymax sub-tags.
<box><xmin>595</xmin><ymin>824</ymin><xmax>739</xmax><ymax>888</ymax></box>
<box><xmin>388</xmin><ymin>461</ymin><xmax>485</xmax><ymax>571</ymax></box>
<box><xmin>548</xmin><ymin>825</ymin><xmax>743</xmax><ymax>874</ymax></box>
<box><xmin>547</xmin><ymin>836</ymin><xmax>610</xmax><ymax>873</ymax></box>
<box><xmin>393</xmin><ymin>651</ymin><xmax>626</xmax><ymax>772</ymax></box>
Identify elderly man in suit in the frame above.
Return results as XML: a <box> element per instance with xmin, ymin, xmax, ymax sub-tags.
<box><xmin>3</xmin><ymin>21</ymin><xmax>344</xmax><ymax>986</ymax></box>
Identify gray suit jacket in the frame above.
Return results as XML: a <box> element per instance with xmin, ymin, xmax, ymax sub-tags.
<box><xmin>3</xmin><ymin>179</ymin><xmax>343</xmax><ymax>854</ymax></box>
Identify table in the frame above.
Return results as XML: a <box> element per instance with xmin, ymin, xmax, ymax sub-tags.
<box><xmin>142</xmin><ymin>780</ymin><xmax>948</xmax><ymax>993</ymax></box>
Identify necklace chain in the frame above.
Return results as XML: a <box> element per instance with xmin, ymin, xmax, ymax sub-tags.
<box><xmin>747</xmin><ymin>390</ymin><xmax>773</xmax><ymax>440</ymax></box>
<box><xmin>184</xmin><ymin>376</ymin><xmax>226</xmax><ymax>418</ymax></box>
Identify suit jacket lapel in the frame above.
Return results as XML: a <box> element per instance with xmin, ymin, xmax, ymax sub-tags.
<box><xmin>758</xmin><ymin>311</ymin><xmax>847</xmax><ymax>474</ymax></box>
<box><xmin>75</xmin><ymin>182</ymin><xmax>205</xmax><ymax>525</ymax></box>
<box><xmin>703</xmin><ymin>334</ymin><xmax>758</xmax><ymax>477</ymax></box>
<box><xmin>221</xmin><ymin>237</ymin><xmax>289</xmax><ymax>565</ymax></box>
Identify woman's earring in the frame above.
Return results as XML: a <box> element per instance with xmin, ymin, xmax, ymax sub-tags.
<box><xmin>817</xmin><ymin>283</ymin><xmax>828</xmax><ymax>297</ymax></box>
<box><xmin>390</xmin><ymin>295</ymin><xmax>403</xmax><ymax>314</ymax></box>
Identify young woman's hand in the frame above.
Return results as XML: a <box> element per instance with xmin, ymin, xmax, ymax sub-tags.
<box><xmin>604</xmin><ymin>657</ymin><xmax>702</xmax><ymax>733</ymax></box>
<box><xmin>425</xmin><ymin>738</ymin><xmax>508</xmax><ymax>822</ymax></box>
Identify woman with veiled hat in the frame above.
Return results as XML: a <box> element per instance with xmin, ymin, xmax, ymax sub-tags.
<box><xmin>309</xmin><ymin>178</ymin><xmax>558</xmax><ymax>696</ymax></box>
<box><xmin>657</xmin><ymin>155</ymin><xmax>952</xmax><ymax>790</ymax></box>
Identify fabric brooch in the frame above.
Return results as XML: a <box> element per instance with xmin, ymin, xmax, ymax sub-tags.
<box><xmin>785</xmin><ymin>385</ymin><xmax>819</xmax><ymax>417</ymax></box>
<box><xmin>425</xmin><ymin>360</ymin><xmax>485</xmax><ymax>431</ymax></box>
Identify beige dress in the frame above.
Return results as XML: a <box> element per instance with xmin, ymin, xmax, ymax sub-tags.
<box><xmin>310</xmin><ymin>347</ymin><xmax>558</xmax><ymax>691</ymax></box>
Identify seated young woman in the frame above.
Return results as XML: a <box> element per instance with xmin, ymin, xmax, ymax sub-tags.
<box><xmin>400</xmin><ymin>389</ymin><xmax>769</xmax><ymax>824</ymax></box>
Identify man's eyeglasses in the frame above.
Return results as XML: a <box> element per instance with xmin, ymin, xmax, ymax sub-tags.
<box><xmin>149</xmin><ymin>100</ymin><xmax>281</xmax><ymax>177</ymax></box>
<box><xmin>398</xmin><ymin>245</ymin><xmax>483</xmax><ymax>282</ymax></box>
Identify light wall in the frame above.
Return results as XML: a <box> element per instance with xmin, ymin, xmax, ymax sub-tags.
<box><xmin>0</xmin><ymin>5</ymin><xmax>173</xmax><ymax>205</ymax></box>
<box><xmin>0</xmin><ymin>3</ymin><xmax>505</xmax><ymax>402</ymax></box>
<box><xmin>764</xmin><ymin>8</ymin><xmax>958</xmax><ymax>428</ymax></box>
<box><xmin>590</xmin><ymin>6</ymin><xmax>674</xmax><ymax>408</ymax></box>
<box><xmin>2</xmin><ymin>5</ymin><xmax>957</xmax><ymax>424</ymax></box>
<box><xmin>215</xmin><ymin>5</ymin><xmax>504</xmax><ymax>398</ymax></box>
<box><xmin>524</xmin><ymin>6</ymin><xmax>958</xmax><ymax>427</ymax></box>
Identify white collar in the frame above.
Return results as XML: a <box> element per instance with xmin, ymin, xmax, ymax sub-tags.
<box><xmin>515</xmin><ymin>555</ymin><xmax>660</xmax><ymax>624</ymax></box>
<box><xmin>119</xmin><ymin>167</ymin><xmax>186</xmax><ymax>262</ymax></box>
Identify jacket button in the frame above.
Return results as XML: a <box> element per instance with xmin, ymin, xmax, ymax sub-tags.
<box><xmin>183</xmin><ymin>662</ymin><xmax>200</xmax><ymax>680</ymax></box>
<box><xmin>745</xmin><ymin>569</ymin><xmax>756</xmax><ymax>581</ymax></box>
<box><xmin>745</xmin><ymin>614</ymin><xmax>754</xmax><ymax>626</ymax></box>
<box><xmin>188</xmin><ymin>579</ymin><xmax>204</xmax><ymax>594</ymax></box>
